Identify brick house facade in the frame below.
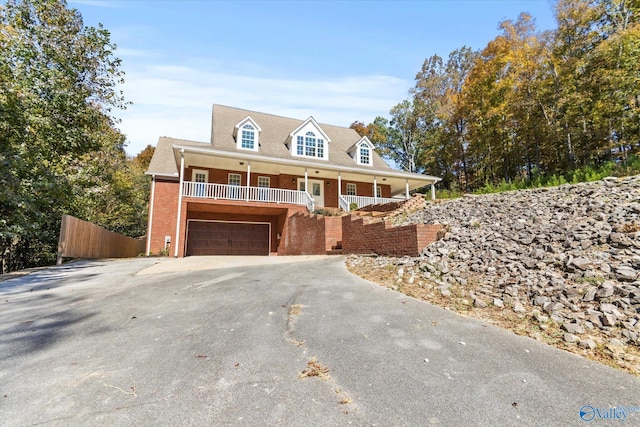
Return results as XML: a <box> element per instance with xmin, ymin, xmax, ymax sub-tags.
<box><xmin>145</xmin><ymin>105</ymin><xmax>441</xmax><ymax>257</ymax></box>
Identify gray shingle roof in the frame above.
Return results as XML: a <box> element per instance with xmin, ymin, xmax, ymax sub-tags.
<box><xmin>146</xmin><ymin>137</ymin><xmax>209</xmax><ymax>177</ymax></box>
<box><xmin>210</xmin><ymin>104</ymin><xmax>394</xmax><ymax>170</ymax></box>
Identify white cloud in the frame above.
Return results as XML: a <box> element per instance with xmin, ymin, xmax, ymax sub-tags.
<box><xmin>115</xmin><ymin>63</ymin><xmax>410</xmax><ymax>156</ymax></box>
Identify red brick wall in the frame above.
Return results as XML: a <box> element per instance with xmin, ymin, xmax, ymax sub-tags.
<box><xmin>341</xmin><ymin>216</ymin><xmax>442</xmax><ymax>257</ymax></box>
<box><xmin>147</xmin><ymin>180</ymin><xmax>180</xmax><ymax>255</ymax></box>
<box><xmin>279</xmin><ymin>213</ymin><xmax>344</xmax><ymax>255</ymax></box>
<box><xmin>324</xmin><ymin>216</ymin><xmax>342</xmax><ymax>251</ymax></box>
<box><xmin>341</xmin><ymin>181</ymin><xmax>391</xmax><ymax>198</ymax></box>
<box><xmin>148</xmin><ymin>170</ymin><xmax>397</xmax><ymax>257</ymax></box>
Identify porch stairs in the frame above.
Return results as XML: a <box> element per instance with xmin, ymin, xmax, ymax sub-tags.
<box><xmin>323</xmin><ymin>194</ymin><xmax>429</xmax><ymax>255</ymax></box>
<box><xmin>326</xmin><ymin>240</ymin><xmax>343</xmax><ymax>255</ymax></box>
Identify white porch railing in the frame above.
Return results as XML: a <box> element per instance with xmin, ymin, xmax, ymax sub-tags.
<box><xmin>338</xmin><ymin>195</ymin><xmax>350</xmax><ymax>211</ymax></box>
<box><xmin>339</xmin><ymin>194</ymin><xmax>400</xmax><ymax>211</ymax></box>
<box><xmin>183</xmin><ymin>181</ymin><xmax>315</xmax><ymax>212</ymax></box>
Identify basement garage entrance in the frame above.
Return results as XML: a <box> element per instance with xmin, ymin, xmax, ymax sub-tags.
<box><xmin>186</xmin><ymin>220</ymin><xmax>270</xmax><ymax>256</ymax></box>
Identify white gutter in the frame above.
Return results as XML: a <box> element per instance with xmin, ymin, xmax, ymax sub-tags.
<box><xmin>174</xmin><ymin>149</ymin><xmax>185</xmax><ymax>258</ymax></box>
<box><xmin>172</xmin><ymin>144</ymin><xmax>442</xmax><ymax>183</ymax></box>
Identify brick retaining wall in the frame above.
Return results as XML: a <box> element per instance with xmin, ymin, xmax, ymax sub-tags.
<box><xmin>342</xmin><ymin>215</ymin><xmax>442</xmax><ymax>257</ymax></box>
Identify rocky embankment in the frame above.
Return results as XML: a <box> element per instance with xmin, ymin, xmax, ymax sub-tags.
<box><xmin>348</xmin><ymin>175</ymin><xmax>640</xmax><ymax>373</ymax></box>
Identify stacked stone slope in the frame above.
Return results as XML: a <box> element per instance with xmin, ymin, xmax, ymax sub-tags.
<box><xmin>373</xmin><ymin>176</ymin><xmax>640</xmax><ymax>367</ymax></box>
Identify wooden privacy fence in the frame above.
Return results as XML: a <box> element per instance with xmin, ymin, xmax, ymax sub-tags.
<box><xmin>57</xmin><ymin>215</ymin><xmax>146</xmax><ymax>265</ymax></box>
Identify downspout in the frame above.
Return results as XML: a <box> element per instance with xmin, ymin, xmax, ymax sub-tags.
<box><xmin>174</xmin><ymin>149</ymin><xmax>185</xmax><ymax>258</ymax></box>
<box><xmin>338</xmin><ymin>173</ymin><xmax>342</xmax><ymax>209</ymax></box>
<box><xmin>431</xmin><ymin>183</ymin><xmax>436</xmax><ymax>201</ymax></box>
<box><xmin>146</xmin><ymin>174</ymin><xmax>156</xmax><ymax>256</ymax></box>
<box><xmin>373</xmin><ymin>176</ymin><xmax>378</xmax><ymax>204</ymax></box>
<box><xmin>246</xmin><ymin>161</ymin><xmax>251</xmax><ymax>202</ymax></box>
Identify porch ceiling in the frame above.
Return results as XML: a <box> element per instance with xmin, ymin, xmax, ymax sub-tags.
<box><xmin>178</xmin><ymin>146</ymin><xmax>439</xmax><ymax>196</ymax></box>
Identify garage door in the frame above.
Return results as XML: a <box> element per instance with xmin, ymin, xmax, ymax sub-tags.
<box><xmin>186</xmin><ymin>221</ymin><xmax>270</xmax><ymax>256</ymax></box>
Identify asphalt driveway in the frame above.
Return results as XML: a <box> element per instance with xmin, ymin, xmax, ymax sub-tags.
<box><xmin>1</xmin><ymin>256</ymin><xmax>638</xmax><ymax>426</ymax></box>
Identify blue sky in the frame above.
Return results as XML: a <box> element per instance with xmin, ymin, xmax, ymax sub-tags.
<box><xmin>69</xmin><ymin>0</ymin><xmax>557</xmax><ymax>156</ymax></box>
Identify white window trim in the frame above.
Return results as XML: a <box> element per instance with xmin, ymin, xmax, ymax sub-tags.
<box><xmin>289</xmin><ymin>116</ymin><xmax>331</xmax><ymax>161</ymax></box>
<box><xmin>257</xmin><ymin>176</ymin><xmax>270</xmax><ymax>188</ymax></box>
<box><xmin>357</xmin><ymin>145</ymin><xmax>372</xmax><ymax>165</ymax></box>
<box><xmin>234</xmin><ymin>116</ymin><xmax>261</xmax><ymax>152</ymax></box>
<box><xmin>355</xmin><ymin>140</ymin><xmax>374</xmax><ymax>166</ymax></box>
<box><xmin>375</xmin><ymin>185</ymin><xmax>382</xmax><ymax>198</ymax></box>
<box><xmin>228</xmin><ymin>173</ymin><xmax>241</xmax><ymax>186</ymax></box>
<box><xmin>346</xmin><ymin>183</ymin><xmax>357</xmax><ymax>196</ymax></box>
<box><xmin>240</xmin><ymin>124</ymin><xmax>257</xmax><ymax>150</ymax></box>
<box><xmin>193</xmin><ymin>169</ymin><xmax>209</xmax><ymax>183</ymax></box>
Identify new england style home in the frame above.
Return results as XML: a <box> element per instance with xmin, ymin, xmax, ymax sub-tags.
<box><xmin>145</xmin><ymin>105</ymin><xmax>441</xmax><ymax>257</ymax></box>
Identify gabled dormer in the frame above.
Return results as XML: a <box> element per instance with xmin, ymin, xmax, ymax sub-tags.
<box><xmin>349</xmin><ymin>137</ymin><xmax>375</xmax><ymax>166</ymax></box>
<box><xmin>233</xmin><ymin>116</ymin><xmax>262</xmax><ymax>151</ymax></box>
<box><xmin>287</xmin><ymin>117</ymin><xmax>331</xmax><ymax>161</ymax></box>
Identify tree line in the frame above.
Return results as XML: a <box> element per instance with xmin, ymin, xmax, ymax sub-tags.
<box><xmin>352</xmin><ymin>0</ymin><xmax>639</xmax><ymax>191</ymax></box>
<box><xmin>1</xmin><ymin>0</ymin><xmax>150</xmax><ymax>273</ymax></box>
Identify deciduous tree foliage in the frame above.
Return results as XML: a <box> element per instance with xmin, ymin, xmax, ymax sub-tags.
<box><xmin>358</xmin><ymin>0</ymin><xmax>639</xmax><ymax>190</ymax></box>
<box><xmin>0</xmin><ymin>0</ymin><xmax>148</xmax><ymax>273</ymax></box>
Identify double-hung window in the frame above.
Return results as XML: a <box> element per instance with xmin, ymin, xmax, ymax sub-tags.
<box><xmin>346</xmin><ymin>183</ymin><xmax>357</xmax><ymax>196</ymax></box>
<box><xmin>359</xmin><ymin>146</ymin><xmax>371</xmax><ymax>165</ymax></box>
<box><xmin>241</xmin><ymin>124</ymin><xmax>255</xmax><ymax>149</ymax></box>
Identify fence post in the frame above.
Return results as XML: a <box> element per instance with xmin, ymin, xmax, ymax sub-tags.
<box><xmin>57</xmin><ymin>215</ymin><xmax>70</xmax><ymax>266</ymax></box>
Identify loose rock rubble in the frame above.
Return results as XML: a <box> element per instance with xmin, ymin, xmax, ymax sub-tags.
<box><xmin>347</xmin><ymin>175</ymin><xmax>640</xmax><ymax>374</ymax></box>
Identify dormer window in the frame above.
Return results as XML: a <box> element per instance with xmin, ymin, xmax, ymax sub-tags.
<box><xmin>233</xmin><ymin>116</ymin><xmax>261</xmax><ymax>151</ymax></box>
<box><xmin>351</xmin><ymin>137</ymin><xmax>374</xmax><ymax>166</ymax></box>
<box><xmin>289</xmin><ymin>117</ymin><xmax>331</xmax><ymax>160</ymax></box>
<box><xmin>296</xmin><ymin>132</ymin><xmax>324</xmax><ymax>158</ymax></box>
<box><xmin>359</xmin><ymin>146</ymin><xmax>371</xmax><ymax>165</ymax></box>
<box><xmin>241</xmin><ymin>124</ymin><xmax>256</xmax><ymax>149</ymax></box>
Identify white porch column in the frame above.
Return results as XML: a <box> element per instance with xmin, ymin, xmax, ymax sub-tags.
<box><xmin>246</xmin><ymin>161</ymin><xmax>251</xmax><ymax>202</ymax></box>
<box><xmin>174</xmin><ymin>149</ymin><xmax>185</xmax><ymax>258</ymax></box>
<box><xmin>337</xmin><ymin>173</ymin><xmax>342</xmax><ymax>197</ymax></box>
<box><xmin>304</xmin><ymin>168</ymin><xmax>308</xmax><ymax>193</ymax></box>
<box><xmin>405</xmin><ymin>179</ymin><xmax>410</xmax><ymax>200</ymax></box>
<box><xmin>431</xmin><ymin>183</ymin><xmax>436</xmax><ymax>200</ymax></box>
<box><xmin>373</xmin><ymin>176</ymin><xmax>378</xmax><ymax>203</ymax></box>
<box><xmin>146</xmin><ymin>175</ymin><xmax>156</xmax><ymax>256</ymax></box>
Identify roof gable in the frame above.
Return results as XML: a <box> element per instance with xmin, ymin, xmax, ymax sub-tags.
<box><xmin>348</xmin><ymin>136</ymin><xmax>374</xmax><ymax>154</ymax></box>
<box><xmin>209</xmin><ymin>104</ymin><xmax>394</xmax><ymax>170</ymax></box>
<box><xmin>287</xmin><ymin>116</ymin><xmax>331</xmax><ymax>143</ymax></box>
<box><xmin>233</xmin><ymin>116</ymin><xmax>262</xmax><ymax>137</ymax></box>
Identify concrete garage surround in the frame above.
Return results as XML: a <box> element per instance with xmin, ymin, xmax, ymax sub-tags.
<box><xmin>1</xmin><ymin>256</ymin><xmax>638</xmax><ymax>426</ymax></box>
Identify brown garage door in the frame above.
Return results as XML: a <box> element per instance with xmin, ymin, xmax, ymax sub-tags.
<box><xmin>186</xmin><ymin>221</ymin><xmax>270</xmax><ymax>256</ymax></box>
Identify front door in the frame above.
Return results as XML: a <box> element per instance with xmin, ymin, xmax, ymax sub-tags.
<box><xmin>298</xmin><ymin>178</ymin><xmax>324</xmax><ymax>207</ymax></box>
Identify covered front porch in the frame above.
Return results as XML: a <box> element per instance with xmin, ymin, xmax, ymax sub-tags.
<box><xmin>175</xmin><ymin>145</ymin><xmax>440</xmax><ymax>213</ymax></box>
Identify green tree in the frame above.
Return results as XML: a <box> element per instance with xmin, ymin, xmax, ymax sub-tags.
<box><xmin>0</xmin><ymin>0</ymin><xmax>127</xmax><ymax>272</ymax></box>
<box><xmin>372</xmin><ymin>99</ymin><xmax>429</xmax><ymax>173</ymax></box>
<box><xmin>412</xmin><ymin>47</ymin><xmax>477</xmax><ymax>189</ymax></box>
